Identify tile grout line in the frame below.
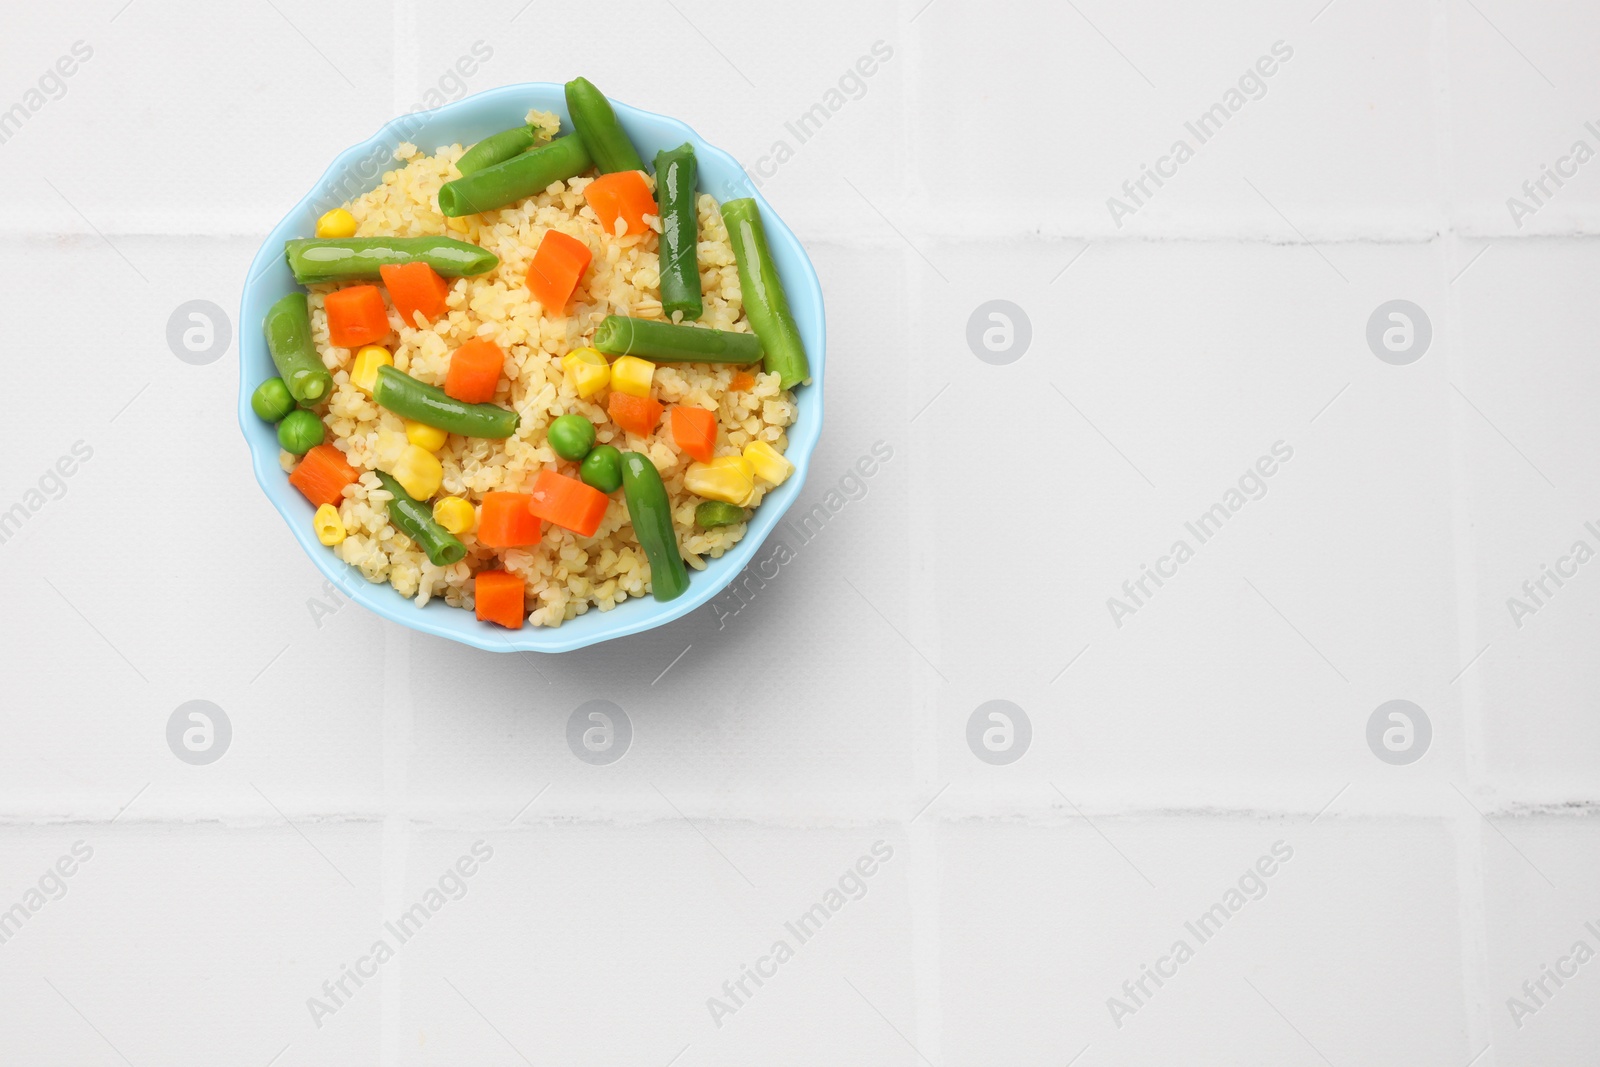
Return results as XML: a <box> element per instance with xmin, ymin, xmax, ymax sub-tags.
<box><xmin>1432</xmin><ymin>3</ymin><xmax>1497</xmax><ymax>1060</ymax></box>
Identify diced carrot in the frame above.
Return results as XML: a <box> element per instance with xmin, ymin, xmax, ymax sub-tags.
<box><xmin>670</xmin><ymin>405</ymin><xmax>717</xmax><ymax>463</ymax></box>
<box><xmin>526</xmin><ymin>229</ymin><xmax>592</xmax><ymax>313</ymax></box>
<box><xmin>324</xmin><ymin>285</ymin><xmax>390</xmax><ymax>348</ymax></box>
<box><xmin>475</xmin><ymin>570</ymin><xmax>525</xmax><ymax>629</ymax></box>
<box><xmin>607</xmin><ymin>391</ymin><xmax>664</xmax><ymax>437</ymax></box>
<box><xmin>476</xmin><ymin>491</ymin><xmax>543</xmax><ymax>548</ymax></box>
<box><xmin>584</xmin><ymin>170</ymin><xmax>657</xmax><ymax>237</ymax></box>
<box><xmin>527</xmin><ymin>469</ymin><xmax>610</xmax><ymax>538</ymax></box>
<box><xmin>444</xmin><ymin>338</ymin><xmax>505</xmax><ymax>404</ymax></box>
<box><xmin>288</xmin><ymin>444</ymin><xmax>360</xmax><ymax>508</ymax></box>
<box><xmin>380</xmin><ymin>261</ymin><xmax>450</xmax><ymax>327</ymax></box>
<box><xmin>729</xmin><ymin>371</ymin><xmax>756</xmax><ymax>392</ymax></box>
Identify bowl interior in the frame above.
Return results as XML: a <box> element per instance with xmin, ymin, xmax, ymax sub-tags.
<box><xmin>239</xmin><ymin>83</ymin><xmax>825</xmax><ymax>653</ymax></box>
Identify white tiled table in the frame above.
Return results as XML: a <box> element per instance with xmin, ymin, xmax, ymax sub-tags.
<box><xmin>2</xmin><ymin>1</ymin><xmax>1597</xmax><ymax>1063</ymax></box>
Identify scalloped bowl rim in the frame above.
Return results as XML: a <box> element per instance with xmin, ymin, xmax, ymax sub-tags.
<box><xmin>238</xmin><ymin>83</ymin><xmax>825</xmax><ymax>653</ymax></box>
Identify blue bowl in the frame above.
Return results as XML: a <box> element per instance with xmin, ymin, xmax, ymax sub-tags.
<box><xmin>239</xmin><ymin>83</ymin><xmax>825</xmax><ymax>653</ymax></box>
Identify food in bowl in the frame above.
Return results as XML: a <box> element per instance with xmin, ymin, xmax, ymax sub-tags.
<box><xmin>251</xmin><ymin>78</ymin><xmax>810</xmax><ymax>630</ymax></box>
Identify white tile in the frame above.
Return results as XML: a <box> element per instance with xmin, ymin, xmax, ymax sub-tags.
<box><xmin>0</xmin><ymin>825</ymin><xmax>380</xmax><ymax>1067</ymax></box>
<box><xmin>1448</xmin><ymin>5</ymin><xmax>1600</xmax><ymax>234</ymax></box>
<box><xmin>1453</xmin><ymin>240</ymin><xmax>1600</xmax><ymax>794</ymax></box>
<box><xmin>908</xmin><ymin>0</ymin><xmax>1441</xmax><ymax>237</ymax></box>
<box><xmin>905</xmin><ymin>239</ymin><xmax>1466</xmax><ymax>800</ymax></box>
<box><xmin>1479</xmin><ymin>816</ymin><xmax>1600</xmax><ymax>1066</ymax></box>
<box><xmin>0</xmin><ymin>3</ymin><xmax>400</xmax><ymax>234</ymax></box>
<box><xmin>937</xmin><ymin>817</ymin><xmax>1468</xmax><ymax>1066</ymax></box>
<box><xmin>388</xmin><ymin>825</ymin><xmax>912</xmax><ymax>1065</ymax></box>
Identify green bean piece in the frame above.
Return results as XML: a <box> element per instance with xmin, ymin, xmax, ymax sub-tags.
<box><xmin>579</xmin><ymin>445</ymin><xmax>623</xmax><ymax>493</ymax></box>
<box><xmin>654</xmin><ymin>143</ymin><xmax>702</xmax><ymax>321</ymax></box>
<box><xmin>437</xmin><ymin>135</ymin><xmax>593</xmax><ymax>217</ymax></box>
<box><xmin>548</xmin><ymin>414</ymin><xmax>596</xmax><ymax>461</ymax></box>
<box><xmin>284</xmin><ymin>237</ymin><xmax>498</xmax><ymax>285</ymax></box>
<box><xmin>251</xmin><ymin>377</ymin><xmax>295</xmax><ymax>423</ymax></box>
<box><xmin>720</xmin><ymin>198</ymin><xmax>810</xmax><ymax>390</ymax></box>
<box><xmin>276</xmin><ymin>409</ymin><xmax>325</xmax><ymax>454</ymax></box>
<box><xmin>592</xmin><ymin>316</ymin><xmax>762</xmax><ymax>364</ymax></box>
<box><xmin>695</xmin><ymin>501</ymin><xmax>745</xmax><ymax>529</ymax></box>
<box><xmin>620</xmin><ymin>452</ymin><xmax>689</xmax><ymax>602</ymax></box>
<box><xmin>456</xmin><ymin>123</ymin><xmax>547</xmax><ymax>175</ymax></box>
<box><xmin>564</xmin><ymin>77</ymin><xmax>645</xmax><ymax>174</ymax></box>
<box><xmin>263</xmin><ymin>293</ymin><xmax>334</xmax><ymax>405</ymax></box>
<box><xmin>373</xmin><ymin>365</ymin><xmax>520</xmax><ymax>439</ymax></box>
<box><xmin>375</xmin><ymin>472</ymin><xmax>467</xmax><ymax>567</ymax></box>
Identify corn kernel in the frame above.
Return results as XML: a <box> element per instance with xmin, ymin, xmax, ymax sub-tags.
<box><xmin>684</xmin><ymin>455</ymin><xmax>755</xmax><ymax>506</ymax></box>
<box><xmin>445</xmin><ymin>216</ymin><xmax>470</xmax><ymax>234</ymax></box>
<box><xmin>350</xmin><ymin>345</ymin><xmax>391</xmax><ymax>392</ymax></box>
<box><xmin>316</xmin><ymin>208</ymin><xmax>358</xmax><ymax>239</ymax></box>
<box><xmin>561</xmin><ymin>346</ymin><xmax>611</xmax><ymax>399</ymax></box>
<box><xmin>405</xmin><ymin>419</ymin><xmax>449</xmax><ymax>452</ymax></box>
<box><xmin>609</xmin><ymin>355</ymin><xmax>655</xmax><ymax>398</ymax></box>
<box><xmin>743</xmin><ymin>440</ymin><xmax>793</xmax><ymax>486</ymax></box>
<box><xmin>432</xmin><ymin>495</ymin><xmax>475</xmax><ymax>535</ymax></box>
<box><xmin>391</xmin><ymin>444</ymin><xmax>443</xmax><ymax>500</ymax></box>
<box><xmin>313</xmin><ymin>503</ymin><xmax>346</xmax><ymax>546</ymax></box>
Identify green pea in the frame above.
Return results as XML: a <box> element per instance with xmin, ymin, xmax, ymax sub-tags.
<box><xmin>251</xmin><ymin>377</ymin><xmax>295</xmax><ymax>423</ymax></box>
<box><xmin>277</xmin><ymin>409</ymin><xmax>325</xmax><ymax>455</ymax></box>
<box><xmin>549</xmin><ymin>414</ymin><xmax>596</xmax><ymax>461</ymax></box>
<box><xmin>579</xmin><ymin>444</ymin><xmax>623</xmax><ymax>493</ymax></box>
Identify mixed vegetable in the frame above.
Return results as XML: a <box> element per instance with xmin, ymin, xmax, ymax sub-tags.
<box><xmin>254</xmin><ymin>77</ymin><xmax>809</xmax><ymax>630</ymax></box>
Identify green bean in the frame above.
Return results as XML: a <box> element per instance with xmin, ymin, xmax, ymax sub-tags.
<box><xmin>579</xmin><ymin>445</ymin><xmax>623</xmax><ymax>493</ymax></box>
<box><xmin>375</xmin><ymin>472</ymin><xmax>466</xmax><ymax>567</ymax></box>
<box><xmin>564</xmin><ymin>77</ymin><xmax>645</xmax><ymax>174</ymax></box>
<box><xmin>276</xmin><ymin>409</ymin><xmax>325</xmax><ymax>454</ymax></box>
<box><xmin>654</xmin><ymin>143</ymin><xmax>702</xmax><ymax>321</ymax></box>
<box><xmin>437</xmin><ymin>136</ymin><xmax>593</xmax><ymax>217</ymax></box>
<box><xmin>457</xmin><ymin>122</ymin><xmax>547</xmax><ymax>175</ymax></box>
<box><xmin>592</xmin><ymin>316</ymin><xmax>762</xmax><ymax>365</ymax></box>
<box><xmin>251</xmin><ymin>377</ymin><xmax>295</xmax><ymax>423</ymax></box>
<box><xmin>373</xmin><ymin>365</ymin><xmax>519</xmax><ymax>439</ymax></box>
<box><xmin>720</xmin><ymin>198</ymin><xmax>810</xmax><ymax>390</ymax></box>
<box><xmin>620</xmin><ymin>452</ymin><xmax>689</xmax><ymax>602</ymax></box>
<box><xmin>548</xmin><ymin>414</ymin><xmax>596</xmax><ymax>461</ymax></box>
<box><xmin>284</xmin><ymin>237</ymin><xmax>497</xmax><ymax>284</ymax></box>
<box><xmin>695</xmin><ymin>501</ymin><xmax>745</xmax><ymax>529</ymax></box>
<box><xmin>263</xmin><ymin>293</ymin><xmax>333</xmax><ymax>405</ymax></box>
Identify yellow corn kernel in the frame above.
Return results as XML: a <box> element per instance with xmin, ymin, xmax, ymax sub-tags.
<box><xmin>391</xmin><ymin>444</ymin><xmax>443</xmax><ymax>500</ymax></box>
<box><xmin>432</xmin><ymin>496</ymin><xmax>475</xmax><ymax>535</ymax></box>
<box><xmin>609</xmin><ymin>355</ymin><xmax>655</xmax><ymax>398</ymax></box>
<box><xmin>316</xmin><ymin>208</ymin><xmax>358</xmax><ymax>238</ymax></box>
<box><xmin>743</xmin><ymin>440</ymin><xmax>793</xmax><ymax>486</ymax></box>
<box><xmin>350</xmin><ymin>345</ymin><xmax>392</xmax><ymax>393</ymax></box>
<box><xmin>313</xmin><ymin>503</ymin><xmax>346</xmax><ymax>546</ymax></box>
<box><xmin>684</xmin><ymin>455</ymin><xmax>755</xmax><ymax>506</ymax></box>
<box><xmin>713</xmin><ymin>455</ymin><xmax>759</xmax><ymax>506</ymax></box>
<box><xmin>405</xmin><ymin>419</ymin><xmax>448</xmax><ymax>452</ymax></box>
<box><xmin>561</xmin><ymin>346</ymin><xmax>611</xmax><ymax>399</ymax></box>
<box><xmin>445</xmin><ymin>216</ymin><xmax>470</xmax><ymax>234</ymax></box>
